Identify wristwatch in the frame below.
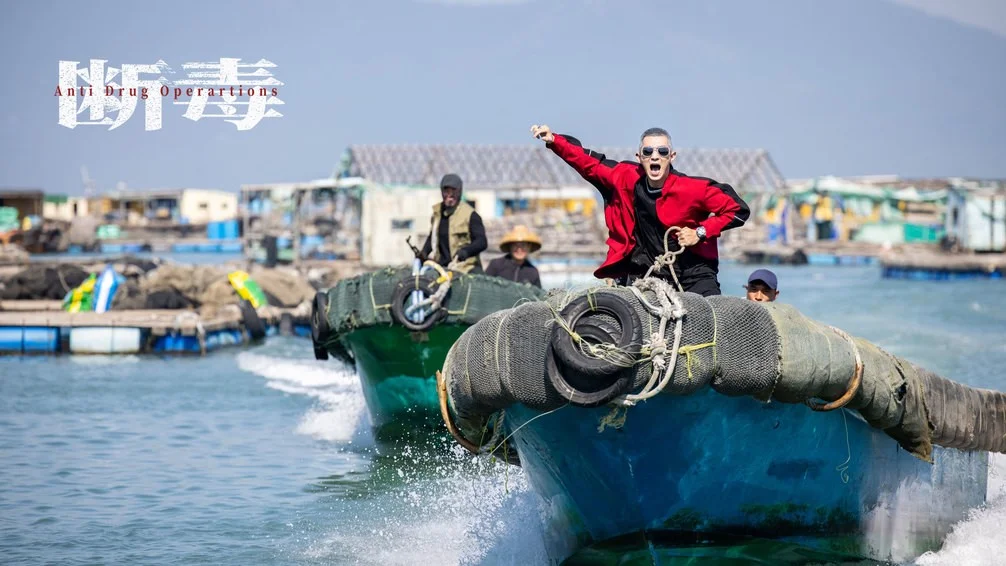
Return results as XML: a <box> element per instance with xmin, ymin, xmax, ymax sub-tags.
<box><xmin>696</xmin><ymin>226</ymin><xmax>707</xmax><ymax>241</ymax></box>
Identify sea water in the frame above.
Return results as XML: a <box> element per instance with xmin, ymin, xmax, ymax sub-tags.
<box><xmin>1</xmin><ymin>264</ymin><xmax>1004</xmax><ymax>565</ymax></box>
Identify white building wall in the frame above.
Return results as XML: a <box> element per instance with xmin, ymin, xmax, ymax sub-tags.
<box><xmin>359</xmin><ymin>185</ymin><xmax>500</xmax><ymax>266</ymax></box>
<box><xmin>963</xmin><ymin>195</ymin><xmax>1006</xmax><ymax>252</ymax></box>
<box><xmin>42</xmin><ymin>197</ymin><xmax>91</xmax><ymax>221</ymax></box>
<box><xmin>361</xmin><ymin>186</ymin><xmax>441</xmax><ymax>266</ymax></box>
<box><xmin>179</xmin><ymin>189</ymin><xmax>238</xmax><ymax>224</ymax></box>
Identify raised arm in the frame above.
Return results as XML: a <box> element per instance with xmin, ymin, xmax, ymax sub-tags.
<box><xmin>531</xmin><ymin>124</ymin><xmax>631</xmax><ymax>201</ymax></box>
<box><xmin>699</xmin><ymin>181</ymin><xmax>750</xmax><ymax>238</ymax></box>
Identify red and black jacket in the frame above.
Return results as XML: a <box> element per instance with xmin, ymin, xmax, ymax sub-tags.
<box><xmin>547</xmin><ymin>133</ymin><xmax>750</xmax><ymax>280</ymax></box>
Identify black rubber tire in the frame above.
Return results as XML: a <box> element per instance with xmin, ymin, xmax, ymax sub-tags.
<box><xmin>241</xmin><ymin>299</ymin><xmax>267</xmax><ymax>342</ymax></box>
<box><xmin>546</xmin><ymin>319</ymin><xmax>636</xmax><ymax>408</ymax></box>
<box><xmin>390</xmin><ymin>274</ymin><xmax>448</xmax><ymax>332</ymax></box>
<box><xmin>311</xmin><ymin>291</ymin><xmax>330</xmax><ymax>360</ymax></box>
<box><xmin>550</xmin><ymin>292</ymin><xmax>643</xmax><ymax>379</ymax></box>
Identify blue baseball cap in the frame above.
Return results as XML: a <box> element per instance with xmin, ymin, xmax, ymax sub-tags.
<box><xmin>747</xmin><ymin>269</ymin><xmax>778</xmax><ymax>290</ymax></box>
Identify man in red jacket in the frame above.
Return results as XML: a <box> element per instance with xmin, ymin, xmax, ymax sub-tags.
<box><xmin>531</xmin><ymin>124</ymin><xmax>750</xmax><ymax>296</ymax></box>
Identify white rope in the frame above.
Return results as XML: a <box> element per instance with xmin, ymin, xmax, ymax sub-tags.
<box><xmin>604</xmin><ymin>225</ymin><xmax>693</xmax><ymax>404</ymax></box>
<box><xmin>404</xmin><ymin>259</ymin><xmax>461</xmax><ymax>319</ymax></box>
<box><xmin>610</xmin><ymin>277</ymin><xmax>686</xmax><ymax>407</ymax></box>
<box><xmin>643</xmin><ymin>226</ymin><xmax>686</xmax><ymax>293</ymax></box>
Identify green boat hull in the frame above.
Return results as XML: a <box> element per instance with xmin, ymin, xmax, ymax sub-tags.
<box><xmin>344</xmin><ymin>324</ymin><xmax>467</xmax><ymax>439</ymax></box>
<box><xmin>311</xmin><ymin>264</ymin><xmax>547</xmax><ymax>439</ymax></box>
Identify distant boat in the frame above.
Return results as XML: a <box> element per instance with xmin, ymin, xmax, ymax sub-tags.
<box><xmin>437</xmin><ymin>280</ymin><xmax>1002</xmax><ymax>564</ymax></box>
<box><xmin>312</xmin><ymin>260</ymin><xmax>544</xmax><ymax>439</ymax></box>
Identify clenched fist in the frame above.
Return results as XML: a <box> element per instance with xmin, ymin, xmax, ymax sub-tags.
<box><xmin>530</xmin><ymin>124</ymin><xmax>554</xmax><ymax>143</ymax></box>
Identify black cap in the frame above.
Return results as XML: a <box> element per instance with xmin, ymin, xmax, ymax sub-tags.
<box><xmin>440</xmin><ymin>173</ymin><xmax>463</xmax><ymax>191</ymax></box>
<box><xmin>747</xmin><ymin>269</ymin><xmax>778</xmax><ymax>290</ymax></box>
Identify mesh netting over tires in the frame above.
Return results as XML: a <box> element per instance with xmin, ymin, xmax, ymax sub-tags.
<box><xmin>315</xmin><ymin>264</ymin><xmax>546</xmax><ymax>365</ymax></box>
<box><xmin>442</xmin><ymin>280</ymin><xmax>1006</xmax><ymax>463</ymax></box>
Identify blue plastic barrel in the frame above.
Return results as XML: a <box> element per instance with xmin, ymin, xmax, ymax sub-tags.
<box><xmin>222</xmin><ymin>220</ymin><xmax>239</xmax><ymax>240</ymax></box>
<box><xmin>153</xmin><ymin>334</ymin><xmax>201</xmax><ymax>353</ymax></box>
<box><xmin>204</xmin><ymin>329</ymin><xmax>244</xmax><ymax>351</ymax></box>
<box><xmin>0</xmin><ymin>327</ymin><xmax>60</xmax><ymax>353</ymax></box>
<box><xmin>807</xmin><ymin>253</ymin><xmax>837</xmax><ymax>266</ymax></box>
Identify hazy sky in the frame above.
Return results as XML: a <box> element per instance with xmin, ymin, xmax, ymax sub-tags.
<box><xmin>2</xmin><ymin>0</ymin><xmax>1004</xmax><ymax>195</ymax></box>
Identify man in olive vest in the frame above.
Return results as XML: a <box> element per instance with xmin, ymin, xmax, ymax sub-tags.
<box><xmin>419</xmin><ymin>173</ymin><xmax>487</xmax><ymax>273</ymax></box>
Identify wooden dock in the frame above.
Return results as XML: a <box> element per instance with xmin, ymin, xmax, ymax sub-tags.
<box><xmin>0</xmin><ymin>303</ymin><xmax>314</xmax><ymax>356</ymax></box>
<box><xmin>880</xmin><ymin>252</ymin><xmax>1006</xmax><ymax>280</ymax></box>
<box><xmin>0</xmin><ymin>309</ymin><xmax>244</xmax><ymax>335</ymax></box>
<box><xmin>0</xmin><ymin>300</ymin><xmax>63</xmax><ymax>312</ymax></box>
<box><xmin>730</xmin><ymin>242</ymin><xmax>887</xmax><ymax>266</ymax></box>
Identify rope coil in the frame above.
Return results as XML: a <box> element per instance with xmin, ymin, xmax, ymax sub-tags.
<box><xmin>404</xmin><ymin>259</ymin><xmax>462</xmax><ymax>319</ymax></box>
<box><xmin>644</xmin><ymin>226</ymin><xmax>687</xmax><ymax>293</ymax></box>
<box><xmin>806</xmin><ymin>326</ymin><xmax>863</xmax><ymax>412</ymax></box>
<box><xmin>611</xmin><ymin>278</ymin><xmax>687</xmax><ymax>406</ymax></box>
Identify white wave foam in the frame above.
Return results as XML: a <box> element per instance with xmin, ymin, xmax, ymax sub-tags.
<box><xmin>237</xmin><ymin>351</ymin><xmax>368</xmax><ymax>443</ymax></box>
<box><xmin>70</xmin><ymin>354</ymin><xmax>142</xmax><ymax>365</ymax></box>
<box><xmin>303</xmin><ymin>445</ymin><xmax>550</xmax><ymax>565</ymax></box>
<box><xmin>914</xmin><ymin>453</ymin><xmax>1006</xmax><ymax>566</ymax></box>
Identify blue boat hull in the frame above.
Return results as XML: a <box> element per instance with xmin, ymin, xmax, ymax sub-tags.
<box><xmin>504</xmin><ymin>388</ymin><xmax>988</xmax><ymax>565</ymax></box>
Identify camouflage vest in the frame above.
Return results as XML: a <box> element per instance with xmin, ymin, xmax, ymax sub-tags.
<box><xmin>431</xmin><ymin>200</ymin><xmax>479</xmax><ymax>273</ymax></box>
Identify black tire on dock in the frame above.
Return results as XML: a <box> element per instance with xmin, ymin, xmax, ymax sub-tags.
<box><xmin>241</xmin><ymin>300</ymin><xmax>267</xmax><ymax>342</ymax></box>
<box><xmin>311</xmin><ymin>291</ymin><xmax>330</xmax><ymax>361</ymax></box>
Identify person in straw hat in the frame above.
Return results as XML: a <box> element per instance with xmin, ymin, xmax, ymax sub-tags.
<box><xmin>486</xmin><ymin>224</ymin><xmax>542</xmax><ymax>288</ymax></box>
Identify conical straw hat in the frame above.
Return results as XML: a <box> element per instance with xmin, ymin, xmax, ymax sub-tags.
<box><xmin>499</xmin><ymin>224</ymin><xmax>542</xmax><ymax>253</ymax></box>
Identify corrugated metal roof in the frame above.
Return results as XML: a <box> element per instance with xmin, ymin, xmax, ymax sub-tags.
<box><xmin>338</xmin><ymin>144</ymin><xmax>786</xmax><ymax>193</ymax></box>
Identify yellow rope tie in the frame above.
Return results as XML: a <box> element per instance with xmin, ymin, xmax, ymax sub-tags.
<box><xmin>545</xmin><ymin>301</ymin><xmax>584</xmax><ymax>348</ymax></box>
<box><xmin>423</xmin><ymin>259</ymin><xmax>450</xmax><ymax>281</ymax></box>
<box><xmin>677</xmin><ymin>341</ymin><xmax>717</xmax><ymax>379</ymax></box>
<box><xmin>369</xmin><ymin>274</ymin><xmax>392</xmax><ymax>310</ymax></box>
<box><xmin>446</xmin><ymin>285</ymin><xmax>471</xmax><ymax>316</ymax></box>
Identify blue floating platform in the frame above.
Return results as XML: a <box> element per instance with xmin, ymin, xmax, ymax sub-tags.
<box><xmin>0</xmin><ymin>327</ymin><xmax>61</xmax><ymax>353</ymax></box>
<box><xmin>882</xmin><ymin>267</ymin><xmax>1004</xmax><ymax>281</ymax></box>
<box><xmin>806</xmin><ymin>253</ymin><xmax>837</xmax><ymax>266</ymax></box>
<box><xmin>152</xmin><ymin>329</ymin><xmax>247</xmax><ymax>353</ymax></box>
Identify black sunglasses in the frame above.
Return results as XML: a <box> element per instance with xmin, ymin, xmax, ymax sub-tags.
<box><xmin>641</xmin><ymin>146</ymin><xmax>671</xmax><ymax>157</ymax></box>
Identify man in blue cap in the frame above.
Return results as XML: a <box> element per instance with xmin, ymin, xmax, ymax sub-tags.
<box><xmin>744</xmin><ymin>269</ymin><xmax>779</xmax><ymax>303</ymax></box>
